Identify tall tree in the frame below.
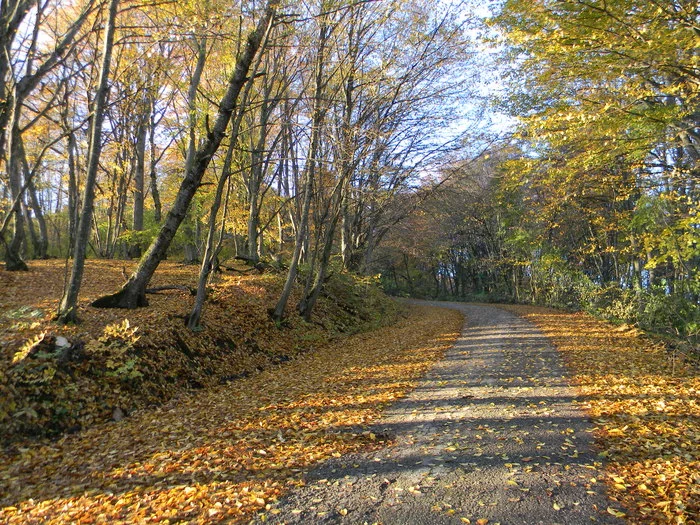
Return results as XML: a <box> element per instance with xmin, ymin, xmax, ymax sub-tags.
<box><xmin>1</xmin><ymin>0</ymin><xmax>94</xmax><ymax>270</ymax></box>
<box><xmin>187</xmin><ymin>15</ymin><xmax>276</xmax><ymax>330</ymax></box>
<box><xmin>92</xmin><ymin>1</ymin><xmax>279</xmax><ymax>309</ymax></box>
<box><xmin>57</xmin><ymin>0</ymin><xmax>119</xmax><ymax>323</ymax></box>
<box><xmin>271</xmin><ymin>3</ymin><xmax>333</xmax><ymax>322</ymax></box>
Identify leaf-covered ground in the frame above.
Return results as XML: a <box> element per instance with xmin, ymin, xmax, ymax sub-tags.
<box><xmin>500</xmin><ymin>305</ymin><xmax>700</xmax><ymax>524</ymax></box>
<box><xmin>0</xmin><ymin>260</ymin><xmax>399</xmax><ymax>444</ymax></box>
<box><xmin>0</xmin><ymin>303</ymin><xmax>463</xmax><ymax>524</ymax></box>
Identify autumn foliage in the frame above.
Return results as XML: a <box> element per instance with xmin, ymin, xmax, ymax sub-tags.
<box><xmin>0</xmin><ymin>300</ymin><xmax>462</xmax><ymax>523</ymax></box>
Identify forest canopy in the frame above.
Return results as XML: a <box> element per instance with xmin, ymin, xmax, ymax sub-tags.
<box><xmin>0</xmin><ymin>0</ymin><xmax>472</xmax><ymax>324</ymax></box>
<box><xmin>0</xmin><ymin>0</ymin><xmax>697</xmax><ymax>341</ymax></box>
<box><xmin>378</xmin><ymin>0</ymin><xmax>699</xmax><ymax>343</ymax></box>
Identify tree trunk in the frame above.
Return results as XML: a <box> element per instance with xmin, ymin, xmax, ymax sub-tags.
<box><xmin>25</xmin><ymin>177</ymin><xmax>48</xmax><ymax>259</ymax></box>
<box><xmin>188</xmin><ymin>140</ymin><xmax>238</xmax><ymax>329</ymax></box>
<box><xmin>149</xmin><ymin>99</ymin><xmax>162</xmax><ymax>222</ymax></box>
<box><xmin>271</xmin><ymin>16</ymin><xmax>329</xmax><ymax>322</ymax></box>
<box><xmin>130</xmin><ymin>111</ymin><xmax>147</xmax><ymax>257</ymax></box>
<box><xmin>66</xmin><ymin>128</ymin><xmax>79</xmax><ymax>248</ymax></box>
<box><xmin>297</xmin><ymin>204</ymin><xmax>340</xmax><ymax>321</ymax></box>
<box><xmin>92</xmin><ymin>3</ymin><xmax>278</xmax><ymax>309</ymax></box>
<box><xmin>246</xmin><ymin>185</ymin><xmax>260</xmax><ymax>263</ymax></box>
<box><xmin>22</xmin><ymin>199</ymin><xmax>38</xmax><ymax>256</ymax></box>
<box><xmin>57</xmin><ymin>0</ymin><xmax>119</xmax><ymax>323</ymax></box>
<box><xmin>4</xmin><ymin>114</ymin><xmax>28</xmax><ymax>271</ymax></box>
<box><xmin>188</xmin><ymin>27</ymin><xmax>270</xmax><ymax>330</ymax></box>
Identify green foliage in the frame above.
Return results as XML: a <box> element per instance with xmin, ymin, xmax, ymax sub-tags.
<box><xmin>581</xmin><ymin>278</ymin><xmax>700</xmax><ymax>344</ymax></box>
<box><xmin>86</xmin><ymin>320</ymin><xmax>143</xmax><ymax>380</ymax></box>
<box><xmin>529</xmin><ymin>252</ymin><xmax>594</xmax><ymax>309</ymax></box>
<box><xmin>318</xmin><ymin>262</ymin><xmax>402</xmax><ymax>334</ymax></box>
<box><xmin>583</xmin><ymin>284</ymin><xmax>639</xmax><ymax>323</ymax></box>
<box><xmin>3</xmin><ymin>306</ymin><xmax>43</xmax><ymax>335</ymax></box>
<box><xmin>117</xmin><ymin>226</ymin><xmax>159</xmax><ymax>253</ymax></box>
<box><xmin>639</xmin><ymin>285</ymin><xmax>699</xmax><ymax>340</ymax></box>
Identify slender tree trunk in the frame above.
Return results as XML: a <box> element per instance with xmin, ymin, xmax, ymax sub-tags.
<box><xmin>21</xmin><ymin>142</ymin><xmax>48</xmax><ymax>258</ymax></box>
<box><xmin>4</xmin><ymin>111</ymin><xmax>28</xmax><ymax>271</ymax></box>
<box><xmin>272</xmin><ymin>17</ymin><xmax>329</xmax><ymax>322</ymax></box>
<box><xmin>188</xmin><ymin>188</ymin><xmax>227</xmax><ymax>328</ymax></box>
<box><xmin>57</xmin><ymin>0</ymin><xmax>119</xmax><ymax>323</ymax></box>
<box><xmin>272</xmin><ymin>165</ymin><xmax>313</xmax><ymax>322</ymax></box>
<box><xmin>92</xmin><ymin>3</ymin><xmax>278</xmax><ymax>309</ymax></box>
<box><xmin>247</xmin><ymin>181</ymin><xmax>260</xmax><ymax>262</ymax></box>
<box><xmin>149</xmin><ymin>99</ymin><xmax>162</xmax><ymax>222</ymax></box>
<box><xmin>181</xmin><ymin>37</ymin><xmax>208</xmax><ymax>264</ymax></box>
<box><xmin>188</xmin><ymin>79</ymin><xmax>255</xmax><ymax>329</ymax></box>
<box><xmin>297</xmin><ymin>203</ymin><xmax>341</xmax><ymax>321</ymax></box>
<box><xmin>403</xmin><ymin>253</ymin><xmax>414</xmax><ymax>295</ymax></box>
<box><xmin>22</xmin><ymin>199</ymin><xmax>38</xmax><ymax>256</ymax></box>
<box><xmin>130</xmin><ymin>111</ymin><xmax>147</xmax><ymax>257</ymax></box>
<box><xmin>66</xmin><ymin>129</ymin><xmax>79</xmax><ymax>248</ymax></box>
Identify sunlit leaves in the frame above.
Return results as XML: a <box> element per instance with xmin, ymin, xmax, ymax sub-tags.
<box><xmin>0</xmin><ymin>300</ymin><xmax>462</xmax><ymax>524</ymax></box>
<box><xmin>506</xmin><ymin>305</ymin><xmax>700</xmax><ymax>524</ymax></box>
<box><xmin>0</xmin><ymin>259</ymin><xmax>401</xmax><ymax>443</ymax></box>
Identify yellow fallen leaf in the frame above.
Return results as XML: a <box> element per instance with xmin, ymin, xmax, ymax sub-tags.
<box><xmin>339</xmin><ymin>508</ymin><xmax>348</xmax><ymax>516</ymax></box>
<box><xmin>607</xmin><ymin>507</ymin><xmax>626</xmax><ymax>518</ymax></box>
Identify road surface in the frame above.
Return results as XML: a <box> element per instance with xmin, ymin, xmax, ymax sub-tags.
<box><xmin>256</xmin><ymin>303</ymin><xmax>621</xmax><ymax>525</ymax></box>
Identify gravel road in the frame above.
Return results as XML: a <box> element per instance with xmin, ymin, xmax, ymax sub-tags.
<box><xmin>254</xmin><ymin>303</ymin><xmax>622</xmax><ymax>525</ymax></box>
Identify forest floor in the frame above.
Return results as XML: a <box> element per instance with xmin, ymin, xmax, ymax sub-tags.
<box><xmin>0</xmin><ymin>260</ymin><xmax>401</xmax><ymax>444</ymax></box>
<box><xmin>501</xmin><ymin>304</ymin><xmax>699</xmax><ymax>524</ymax></box>
<box><xmin>0</xmin><ymin>298</ymin><xmax>463</xmax><ymax>524</ymax></box>
<box><xmin>253</xmin><ymin>303</ymin><xmax>698</xmax><ymax>525</ymax></box>
<box><xmin>252</xmin><ymin>303</ymin><xmax>623</xmax><ymax>525</ymax></box>
<box><xmin>1</xmin><ymin>266</ymin><xmax>698</xmax><ymax>524</ymax></box>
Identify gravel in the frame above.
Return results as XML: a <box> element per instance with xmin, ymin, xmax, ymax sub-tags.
<box><xmin>254</xmin><ymin>302</ymin><xmax>623</xmax><ymax>525</ymax></box>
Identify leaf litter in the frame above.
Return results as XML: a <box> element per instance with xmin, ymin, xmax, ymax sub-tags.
<box><xmin>0</xmin><ymin>300</ymin><xmax>462</xmax><ymax>524</ymax></box>
<box><xmin>500</xmin><ymin>305</ymin><xmax>699</xmax><ymax>524</ymax></box>
<box><xmin>0</xmin><ymin>260</ymin><xmax>401</xmax><ymax>443</ymax></box>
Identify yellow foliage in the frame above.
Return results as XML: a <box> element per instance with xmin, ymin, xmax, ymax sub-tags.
<box><xmin>0</xmin><ymin>305</ymin><xmax>462</xmax><ymax>524</ymax></box>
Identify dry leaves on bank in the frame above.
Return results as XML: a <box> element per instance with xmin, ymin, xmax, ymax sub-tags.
<box><xmin>0</xmin><ymin>260</ymin><xmax>399</xmax><ymax>443</ymax></box>
<box><xmin>0</xmin><ymin>304</ymin><xmax>463</xmax><ymax>524</ymax></box>
<box><xmin>501</xmin><ymin>305</ymin><xmax>700</xmax><ymax>525</ymax></box>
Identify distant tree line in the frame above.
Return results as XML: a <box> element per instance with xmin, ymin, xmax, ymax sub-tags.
<box><xmin>376</xmin><ymin>0</ymin><xmax>699</xmax><ymax>343</ymax></box>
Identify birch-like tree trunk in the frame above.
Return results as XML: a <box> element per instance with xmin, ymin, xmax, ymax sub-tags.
<box><xmin>272</xmin><ymin>14</ymin><xmax>331</xmax><ymax>322</ymax></box>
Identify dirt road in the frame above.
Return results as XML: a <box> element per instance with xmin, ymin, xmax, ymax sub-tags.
<box><xmin>256</xmin><ymin>303</ymin><xmax>621</xmax><ymax>524</ymax></box>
